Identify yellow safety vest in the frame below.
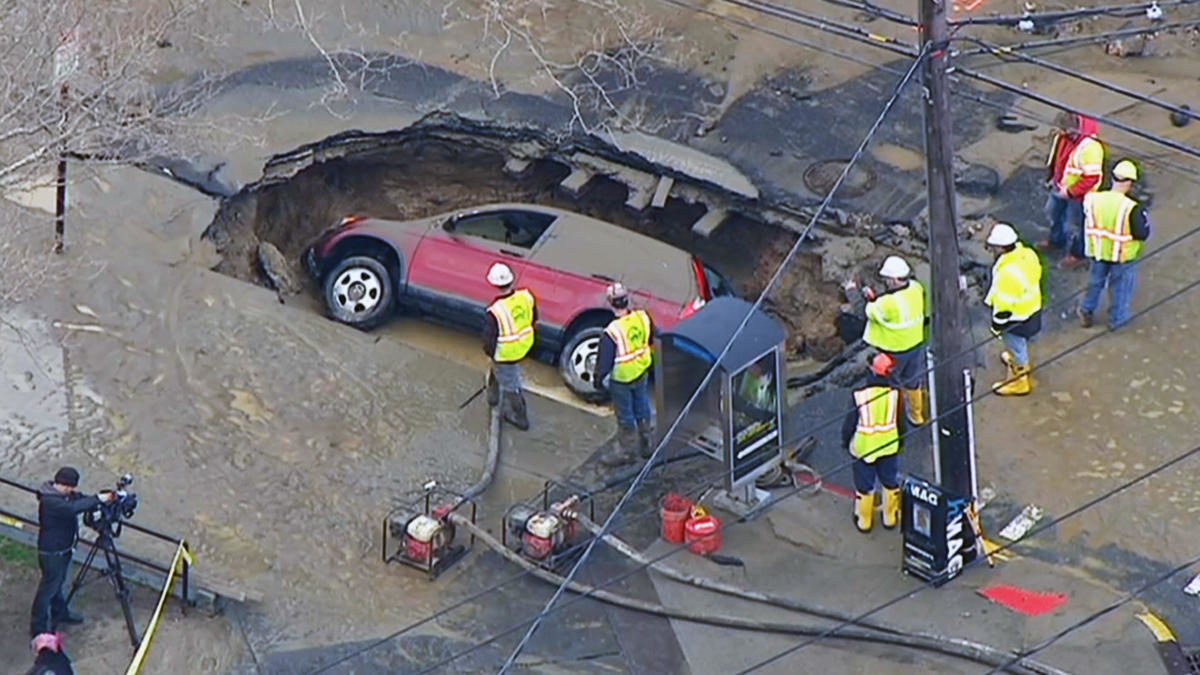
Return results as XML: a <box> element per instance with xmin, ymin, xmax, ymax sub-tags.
<box><xmin>1084</xmin><ymin>191</ymin><xmax>1143</xmax><ymax>263</ymax></box>
<box><xmin>1058</xmin><ymin>135</ymin><xmax>1104</xmax><ymax>194</ymax></box>
<box><xmin>985</xmin><ymin>243</ymin><xmax>1042</xmax><ymax>324</ymax></box>
<box><xmin>852</xmin><ymin>386</ymin><xmax>900</xmax><ymax>463</ymax></box>
<box><xmin>606</xmin><ymin>310</ymin><xmax>653</xmax><ymax>384</ymax></box>
<box><xmin>863</xmin><ymin>280</ymin><xmax>926</xmax><ymax>353</ymax></box>
<box><xmin>488</xmin><ymin>289</ymin><xmax>535</xmax><ymax>363</ymax></box>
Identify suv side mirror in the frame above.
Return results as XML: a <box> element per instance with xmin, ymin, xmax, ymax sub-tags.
<box><xmin>443</xmin><ymin>216</ymin><xmax>458</xmax><ymax>232</ymax></box>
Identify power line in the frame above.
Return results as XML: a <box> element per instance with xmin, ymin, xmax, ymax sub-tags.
<box><xmin>661</xmin><ymin>0</ymin><xmax>1200</xmax><ymax>178</ymax></box>
<box><xmin>956</xmin><ymin>20</ymin><xmax>1200</xmax><ymax>58</ymax></box>
<box><xmin>320</xmin><ymin>4</ymin><xmax>1200</xmax><ymax>669</ymax></box>
<box><xmin>415</xmin><ymin>263</ymin><xmax>1200</xmax><ymax>674</ymax></box>
<box><xmin>722</xmin><ymin>0</ymin><xmax>1200</xmax><ymax>162</ymax></box>
<box><xmin>983</xmin><ymin>553</ymin><xmax>1200</xmax><ymax>674</ymax></box>
<box><xmin>950</xmin><ymin>0</ymin><xmax>1200</xmax><ymax>26</ymax></box>
<box><xmin>494</xmin><ymin>40</ymin><xmax>932</xmax><ymax>675</ymax></box>
<box><xmin>961</xmin><ymin>35</ymin><xmax>1200</xmax><ymax>123</ymax></box>
<box><xmin>304</xmin><ymin>465</ymin><xmax>729</xmax><ymax>674</ymax></box>
<box><xmin>734</xmin><ymin>275</ymin><xmax>1200</xmax><ymax>673</ymax></box>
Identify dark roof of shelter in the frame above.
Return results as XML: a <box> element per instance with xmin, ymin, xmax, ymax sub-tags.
<box><xmin>660</xmin><ymin>297</ymin><xmax>786</xmax><ymax>371</ymax></box>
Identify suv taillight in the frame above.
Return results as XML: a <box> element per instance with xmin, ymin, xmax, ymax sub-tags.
<box><xmin>680</xmin><ymin>297</ymin><xmax>706</xmax><ymax>319</ymax></box>
<box><xmin>692</xmin><ymin>257</ymin><xmax>712</xmax><ymax>300</ymax></box>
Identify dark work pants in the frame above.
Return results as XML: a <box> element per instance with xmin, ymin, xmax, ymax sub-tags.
<box><xmin>30</xmin><ymin>550</ymin><xmax>73</xmax><ymax>637</ymax></box>
<box><xmin>852</xmin><ymin>454</ymin><xmax>900</xmax><ymax>494</ymax></box>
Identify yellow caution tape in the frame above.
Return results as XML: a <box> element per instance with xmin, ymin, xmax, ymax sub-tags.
<box><xmin>1136</xmin><ymin>612</ymin><xmax>1177</xmax><ymax>643</ymax></box>
<box><xmin>124</xmin><ymin>542</ymin><xmax>194</xmax><ymax>675</ymax></box>
<box><xmin>0</xmin><ymin>514</ymin><xmax>24</xmax><ymax>529</ymax></box>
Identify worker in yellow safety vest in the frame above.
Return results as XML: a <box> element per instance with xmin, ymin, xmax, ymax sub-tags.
<box><xmin>596</xmin><ymin>283</ymin><xmax>656</xmax><ymax>466</ymax></box>
<box><xmin>841</xmin><ymin>353</ymin><xmax>907</xmax><ymax>533</ymax></box>
<box><xmin>1078</xmin><ymin>159</ymin><xmax>1150</xmax><ymax>331</ymax></box>
<box><xmin>844</xmin><ymin>255</ymin><xmax>928</xmax><ymax>425</ymax></box>
<box><xmin>482</xmin><ymin>262</ymin><xmax>536</xmax><ymax>430</ymax></box>
<box><xmin>983</xmin><ymin>223</ymin><xmax>1044</xmax><ymax>397</ymax></box>
<box><xmin>1038</xmin><ymin>112</ymin><xmax>1105</xmax><ymax>270</ymax></box>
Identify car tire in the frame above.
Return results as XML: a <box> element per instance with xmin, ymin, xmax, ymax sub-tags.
<box><xmin>559</xmin><ymin>324</ymin><xmax>610</xmax><ymax>403</ymax></box>
<box><xmin>323</xmin><ymin>256</ymin><xmax>395</xmax><ymax>330</ymax></box>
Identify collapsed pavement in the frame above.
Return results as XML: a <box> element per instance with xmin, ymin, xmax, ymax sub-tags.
<box><xmin>201</xmin><ymin>111</ymin><xmax>1000</xmax><ymax>385</ymax></box>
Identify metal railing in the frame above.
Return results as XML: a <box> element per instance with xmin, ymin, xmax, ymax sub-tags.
<box><xmin>0</xmin><ymin>474</ymin><xmax>192</xmax><ymax>609</ymax></box>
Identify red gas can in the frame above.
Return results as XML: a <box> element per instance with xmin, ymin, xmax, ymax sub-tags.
<box><xmin>684</xmin><ymin>512</ymin><xmax>722</xmax><ymax>556</ymax></box>
<box><xmin>660</xmin><ymin>494</ymin><xmax>693</xmax><ymax>544</ymax></box>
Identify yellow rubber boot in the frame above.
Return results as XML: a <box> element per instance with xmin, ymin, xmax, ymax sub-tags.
<box><xmin>882</xmin><ymin>487</ymin><xmax>902</xmax><ymax>529</ymax></box>
<box><xmin>994</xmin><ymin>364</ymin><xmax>1033</xmax><ymax>396</ymax></box>
<box><xmin>854</xmin><ymin>491</ymin><xmax>875</xmax><ymax>533</ymax></box>
<box><xmin>903</xmin><ymin>388</ymin><xmax>927</xmax><ymax>426</ymax></box>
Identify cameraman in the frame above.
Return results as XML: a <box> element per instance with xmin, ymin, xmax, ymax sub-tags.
<box><xmin>29</xmin><ymin>467</ymin><xmax>114</xmax><ymax>637</ymax></box>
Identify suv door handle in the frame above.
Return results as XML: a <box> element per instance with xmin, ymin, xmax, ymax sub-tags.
<box><xmin>500</xmin><ymin>249</ymin><xmax>525</xmax><ymax>258</ymax></box>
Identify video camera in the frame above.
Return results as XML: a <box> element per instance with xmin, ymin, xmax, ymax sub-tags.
<box><xmin>83</xmin><ymin>473</ymin><xmax>138</xmax><ymax>538</ymax></box>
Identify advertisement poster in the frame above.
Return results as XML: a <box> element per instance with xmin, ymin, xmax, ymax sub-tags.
<box><xmin>730</xmin><ymin>350</ymin><xmax>781</xmax><ymax>486</ymax></box>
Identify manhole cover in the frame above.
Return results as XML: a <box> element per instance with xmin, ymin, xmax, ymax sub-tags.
<box><xmin>803</xmin><ymin>159</ymin><xmax>877</xmax><ymax>198</ymax></box>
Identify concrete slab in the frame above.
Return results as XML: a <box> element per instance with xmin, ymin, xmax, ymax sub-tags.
<box><xmin>691</xmin><ymin>208</ymin><xmax>729</xmax><ymax>238</ymax></box>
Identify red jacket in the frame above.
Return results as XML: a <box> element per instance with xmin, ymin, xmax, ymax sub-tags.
<box><xmin>1047</xmin><ymin>114</ymin><xmax>1103</xmax><ymax>200</ymax></box>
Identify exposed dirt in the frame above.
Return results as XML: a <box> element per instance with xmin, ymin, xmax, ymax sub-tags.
<box><xmin>203</xmin><ymin>136</ymin><xmax>850</xmax><ymax>360</ymax></box>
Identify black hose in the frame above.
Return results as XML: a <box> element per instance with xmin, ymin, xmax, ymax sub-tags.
<box><xmin>459</xmin><ymin>406</ymin><xmax>502</xmax><ymax>504</ymax></box>
<box><xmin>786</xmin><ymin>339</ymin><xmax>865</xmax><ymax>388</ymax></box>
<box><xmin>452</xmin><ymin>516</ymin><xmax>1058</xmax><ymax>675</ymax></box>
<box><xmin>577</xmin><ymin>516</ymin><xmax>1068</xmax><ymax>674</ymax></box>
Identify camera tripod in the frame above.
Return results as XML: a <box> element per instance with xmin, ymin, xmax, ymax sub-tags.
<box><xmin>65</xmin><ymin>528</ymin><xmax>140</xmax><ymax>647</ymax></box>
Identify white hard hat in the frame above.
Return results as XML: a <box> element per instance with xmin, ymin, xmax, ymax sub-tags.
<box><xmin>487</xmin><ymin>262</ymin><xmax>514</xmax><ymax>287</ymax></box>
<box><xmin>986</xmin><ymin>223</ymin><xmax>1019</xmax><ymax>246</ymax></box>
<box><xmin>878</xmin><ymin>256</ymin><xmax>911</xmax><ymax>279</ymax></box>
<box><xmin>1112</xmin><ymin>159</ymin><xmax>1140</xmax><ymax>182</ymax></box>
<box><xmin>606</xmin><ymin>282</ymin><xmax>629</xmax><ymax>307</ymax></box>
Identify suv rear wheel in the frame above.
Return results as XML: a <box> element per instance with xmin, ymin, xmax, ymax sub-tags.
<box><xmin>324</xmin><ymin>256</ymin><xmax>394</xmax><ymax>329</ymax></box>
<box><xmin>559</xmin><ymin>324</ymin><xmax>609</xmax><ymax>403</ymax></box>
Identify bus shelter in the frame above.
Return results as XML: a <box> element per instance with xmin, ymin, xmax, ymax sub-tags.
<box><xmin>654</xmin><ymin>297</ymin><xmax>787</xmax><ymax>505</ymax></box>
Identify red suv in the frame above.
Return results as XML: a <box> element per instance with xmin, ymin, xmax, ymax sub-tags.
<box><xmin>305</xmin><ymin>203</ymin><xmax>732</xmax><ymax>400</ymax></box>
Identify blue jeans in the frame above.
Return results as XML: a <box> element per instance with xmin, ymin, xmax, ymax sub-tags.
<box><xmin>1081</xmin><ymin>260</ymin><xmax>1139</xmax><ymax>329</ymax></box>
<box><xmin>1001</xmin><ymin>331</ymin><xmax>1030</xmax><ymax>367</ymax></box>
<box><xmin>610</xmin><ymin>375</ymin><xmax>653</xmax><ymax>429</ymax></box>
<box><xmin>853</xmin><ymin>453</ymin><xmax>900</xmax><ymax>494</ymax></box>
<box><xmin>887</xmin><ymin>345</ymin><xmax>926</xmax><ymax>390</ymax></box>
<box><xmin>1045</xmin><ymin>192</ymin><xmax>1084</xmax><ymax>258</ymax></box>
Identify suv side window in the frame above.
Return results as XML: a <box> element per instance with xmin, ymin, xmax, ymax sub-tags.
<box><xmin>451</xmin><ymin>210</ymin><xmax>556</xmax><ymax>249</ymax></box>
<box><xmin>452</xmin><ymin>213</ymin><xmax>509</xmax><ymax>243</ymax></box>
<box><xmin>501</xmin><ymin>211</ymin><xmax>555</xmax><ymax>248</ymax></box>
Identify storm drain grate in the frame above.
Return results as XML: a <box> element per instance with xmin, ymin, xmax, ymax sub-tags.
<box><xmin>1186</xmin><ymin>649</ymin><xmax>1200</xmax><ymax>673</ymax></box>
<box><xmin>803</xmin><ymin>159</ymin><xmax>876</xmax><ymax>199</ymax></box>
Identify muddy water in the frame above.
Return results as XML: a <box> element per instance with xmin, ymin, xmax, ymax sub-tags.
<box><xmin>0</xmin><ymin>165</ymin><xmax>614</xmax><ymax>658</ymax></box>
<box><xmin>0</xmin><ymin>311</ymin><xmax>68</xmax><ymax>474</ymax></box>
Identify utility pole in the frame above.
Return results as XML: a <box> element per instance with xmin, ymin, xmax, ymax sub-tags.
<box><xmin>919</xmin><ymin>0</ymin><xmax>973</xmax><ymax>497</ymax></box>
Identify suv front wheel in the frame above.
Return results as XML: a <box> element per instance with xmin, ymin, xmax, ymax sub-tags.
<box><xmin>324</xmin><ymin>256</ymin><xmax>394</xmax><ymax>330</ymax></box>
<box><xmin>558</xmin><ymin>325</ymin><xmax>609</xmax><ymax>403</ymax></box>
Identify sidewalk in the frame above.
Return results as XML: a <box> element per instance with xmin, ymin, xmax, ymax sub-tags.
<box><xmin>641</xmin><ymin>482</ymin><xmax>1164</xmax><ymax>674</ymax></box>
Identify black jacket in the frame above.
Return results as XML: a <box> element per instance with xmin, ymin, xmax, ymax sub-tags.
<box><xmin>595</xmin><ymin>312</ymin><xmax>656</xmax><ymax>387</ymax></box>
<box><xmin>26</xmin><ymin>648</ymin><xmax>73</xmax><ymax>675</ymax></box>
<box><xmin>36</xmin><ymin>482</ymin><xmax>100</xmax><ymax>553</ymax></box>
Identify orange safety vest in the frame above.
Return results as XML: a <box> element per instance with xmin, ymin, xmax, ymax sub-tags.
<box><xmin>488</xmin><ymin>289</ymin><xmax>535</xmax><ymax>362</ymax></box>
<box><xmin>605</xmin><ymin>310</ymin><xmax>653</xmax><ymax>383</ymax></box>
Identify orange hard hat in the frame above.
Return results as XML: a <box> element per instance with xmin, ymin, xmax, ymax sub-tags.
<box><xmin>870</xmin><ymin>353</ymin><xmax>896</xmax><ymax>377</ymax></box>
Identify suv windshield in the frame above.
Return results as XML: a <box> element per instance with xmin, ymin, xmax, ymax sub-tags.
<box><xmin>703</xmin><ymin>264</ymin><xmax>735</xmax><ymax>298</ymax></box>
